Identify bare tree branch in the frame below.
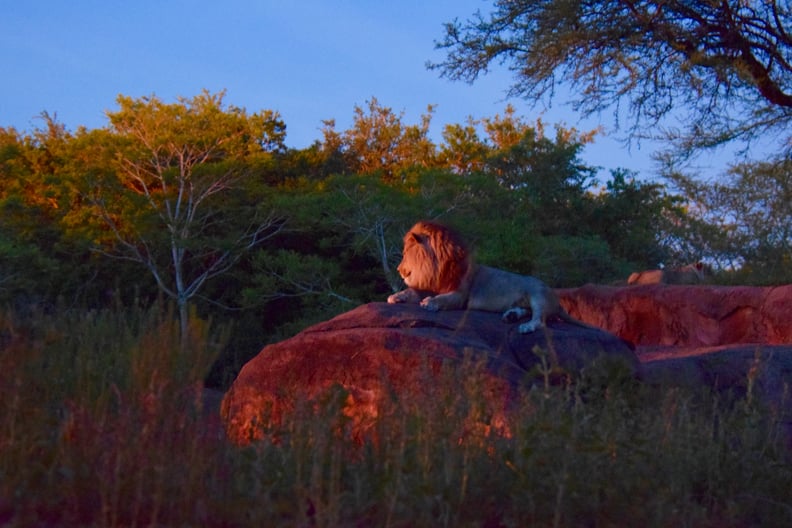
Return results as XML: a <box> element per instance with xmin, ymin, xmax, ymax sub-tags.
<box><xmin>92</xmin><ymin>91</ymin><xmax>287</xmax><ymax>339</ymax></box>
<box><xmin>430</xmin><ymin>0</ymin><xmax>792</xmax><ymax>159</ymax></box>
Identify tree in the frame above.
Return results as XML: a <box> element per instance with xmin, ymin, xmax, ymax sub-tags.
<box><xmin>439</xmin><ymin>117</ymin><xmax>489</xmax><ymax>173</ymax></box>
<box><xmin>330</xmin><ymin>97</ymin><xmax>439</xmax><ymax>180</ymax></box>
<box><xmin>0</xmin><ymin>126</ymin><xmax>57</xmax><ymax>304</ymax></box>
<box><xmin>588</xmin><ymin>169</ymin><xmax>683</xmax><ymax>268</ymax></box>
<box><xmin>94</xmin><ymin>90</ymin><xmax>287</xmax><ymax>339</ymax></box>
<box><xmin>665</xmin><ymin>159</ymin><xmax>792</xmax><ymax>282</ymax></box>
<box><xmin>430</xmin><ymin>0</ymin><xmax>792</xmax><ymax>158</ymax></box>
<box><xmin>479</xmin><ymin>108</ymin><xmax>599</xmax><ymax>236</ymax></box>
<box><xmin>0</xmin><ymin>119</ymin><xmax>109</xmax><ymax>307</ymax></box>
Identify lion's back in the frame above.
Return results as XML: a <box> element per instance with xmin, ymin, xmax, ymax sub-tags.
<box><xmin>466</xmin><ymin>265</ymin><xmax>547</xmax><ymax>312</ymax></box>
<box><xmin>627</xmin><ymin>269</ymin><xmax>663</xmax><ymax>285</ymax></box>
<box><xmin>662</xmin><ymin>269</ymin><xmax>704</xmax><ymax>284</ymax></box>
<box><xmin>628</xmin><ymin>264</ymin><xmax>707</xmax><ymax>285</ymax></box>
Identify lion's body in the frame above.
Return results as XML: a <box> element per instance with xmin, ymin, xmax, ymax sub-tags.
<box><xmin>627</xmin><ymin>262</ymin><xmax>710</xmax><ymax>285</ymax></box>
<box><xmin>387</xmin><ymin>221</ymin><xmax>599</xmax><ymax>333</ymax></box>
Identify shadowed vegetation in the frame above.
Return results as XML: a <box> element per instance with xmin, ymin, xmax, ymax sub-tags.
<box><xmin>1</xmin><ymin>307</ymin><xmax>790</xmax><ymax>526</ymax></box>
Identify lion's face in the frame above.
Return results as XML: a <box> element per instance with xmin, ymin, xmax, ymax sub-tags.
<box><xmin>395</xmin><ymin>221</ymin><xmax>469</xmax><ymax>294</ymax></box>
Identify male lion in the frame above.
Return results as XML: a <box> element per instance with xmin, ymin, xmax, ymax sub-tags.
<box><xmin>627</xmin><ymin>262</ymin><xmax>710</xmax><ymax>285</ymax></box>
<box><xmin>386</xmin><ymin>220</ymin><xmax>600</xmax><ymax>334</ymax></box>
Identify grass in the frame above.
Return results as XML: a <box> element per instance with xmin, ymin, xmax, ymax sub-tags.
<box><xmin>1</xmin><ymin>305</ymin><xmax>791</xmax><ymax>527</ymax></box>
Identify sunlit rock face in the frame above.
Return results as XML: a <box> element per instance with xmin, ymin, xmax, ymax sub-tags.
<box><xmin>222</xmin><ymin>285</ymin><xmax>792</xmax><ymax>445</ymax></box>
<box><xmin>221</xmin><ymin>302</ymin><xmax>637</xmax><ymax>445</ymax></box>
<box><xmin>557</xmin><ymin>284</ymin><xmax>792</xmax><ymax>348</ymax></box>
<box><xmin>559</xmin><ymin>284</ymin><xmax>792</xmax><ymax>416</ymax></box>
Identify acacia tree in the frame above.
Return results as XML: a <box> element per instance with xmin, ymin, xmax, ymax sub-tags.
<box><xmin>430</xmin><ymin>0</ymin><xmax>792</xmax><ymax>158</ymax></box>
<box><xmin>95</xmin><ymin>90</ymin><xmax>287</xmax><ymax>339</ymax></box>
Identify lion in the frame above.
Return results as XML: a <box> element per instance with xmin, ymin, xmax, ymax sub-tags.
<box><xmin>386</xmin><ymin>220</ymin><xmax>600</xmax><ymax>334</ymax></box>
<box><xmin>627</xmin><ymin>262</ymin><xmax>711</xmax><ymax>285</ymax></box>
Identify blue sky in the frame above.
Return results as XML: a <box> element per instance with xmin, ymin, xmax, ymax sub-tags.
<box><xmin>0</xmin><ymin>1</ymin><xmax>742</xmax><ymax>179</ymax></box>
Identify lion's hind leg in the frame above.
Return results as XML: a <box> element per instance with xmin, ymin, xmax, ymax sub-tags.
<box><xmin>518</xmin><ymin>318</ymin><xmax>543</xmax><ymax>334</ymax></box>
<box><xmin>502</xmin><ymin>306</ymin><xmax>529</xmax><ymax>323</ymax></box>
<box><xmin>516</xmin><ymin>296</ymin><xmax>547</xmax><ymax>334</ymax></box>
<box><xmin>502</xmin><ymin>305</ymin><xmax>544</xmax><ymax>332</ymax></box>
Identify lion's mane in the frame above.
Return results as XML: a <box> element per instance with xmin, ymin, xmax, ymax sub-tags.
<box><xmin>397</xmin><ymin>221</ymin><xmax>470</xmax><ymax>294</ymax></box>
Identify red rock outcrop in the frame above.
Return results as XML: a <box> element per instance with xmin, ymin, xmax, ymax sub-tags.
<box><xmin>558</xmin><ymin>284</ymin><xmax>792</xmax><ymax>419</ymax></box>
<box><xmin>221</xmin><ymin>302</ymin><xmax>637</xmax><ymax>444</ymax></box>
<box><xmin>222</xmin><ymin>285</ymin><xmax>792</xmax><ymax>445</ymax></box>
<box><xmin>557</xmin><ymin>283</ymin><xmax>792</xmax><ymax>349</ymax></box>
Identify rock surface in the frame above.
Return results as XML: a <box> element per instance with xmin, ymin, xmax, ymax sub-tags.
<box><xmin>222</xmin><ymin>285</ymin><xmax>792</xmax><ymax>444</ymax></box>
<box><xmin>558</xmin><ymin>284</ymin><xmax>792</xmax><ymax>419</ymax></box>
<box><xmin>557</xmin><ymin>283</ymin><xmax>792</xmax><ymax>348</ymax></box>
<box><xmin>221</xmin><ymin>302</ymin><xmax>638</xmax><ymax>444</ymax></box>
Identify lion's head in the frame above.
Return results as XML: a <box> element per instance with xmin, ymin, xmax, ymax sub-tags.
<box><xmin>395</xmin><ymin>221</ymin><xmax>470</xmax><ymax>294</ymax></box>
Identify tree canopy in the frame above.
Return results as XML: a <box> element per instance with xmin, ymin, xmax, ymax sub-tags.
<box><xmin>3</xmin><ymin>89</ymin><xmax>790</xmax><ymax>381</ymax></box>
<box><xmin>79</xmin><ymin>91</ymin><xmax>287</xmax><ymax>337</ymax></box>
<box><xmin>430</xmin><ymin>0</ymin><xmax>792</xmax><ymax>158</ymax></box>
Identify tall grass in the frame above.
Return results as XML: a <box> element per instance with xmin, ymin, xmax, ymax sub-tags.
<box><xmin>1</xmin><ymin>305</ymin><xmax>790</xmax><ymax>527</ymax></box>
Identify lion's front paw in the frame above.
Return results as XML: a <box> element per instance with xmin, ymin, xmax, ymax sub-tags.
<box><xmin>388</xmin><ymin>289</ymin><xmax>422</xmax><ymax>304</ymax></box>
<box><xmin>387</xmin><ymin>293</ymin><xmax>402</xmax><ymax>304</ymax></box>
<box><xmin>420</xmin><ymin>297</ymin><xmax>440</xmax><ymax>312</ymax></box>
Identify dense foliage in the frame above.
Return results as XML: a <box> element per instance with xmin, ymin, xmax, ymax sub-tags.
<box><xmin>1</xmin><ymin>90</ymin><xmax>789</xmax><ymax>384</ymax></box>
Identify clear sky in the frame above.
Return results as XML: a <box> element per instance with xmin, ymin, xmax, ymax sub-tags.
<box><xmin>0</xmin><ymin>0</ymin><xmax>742</xmax><ymax>179</ymax></box>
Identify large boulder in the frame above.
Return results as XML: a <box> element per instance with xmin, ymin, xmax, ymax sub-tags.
<box><xmin>557</xmin><ymin>284</ymin><xmax>792</xmax><ymax>347</ymax></box>
<box><xmin>221</xmin><ymin>285</ymin><xmax>792</xmax><ymax>445</ymax></box>
<box><xmin>221</xmin><ymin>302</ymin><xmax>637</xmax><ymax>444</ymax></box>
<box><xmin>559</xmin><ymin>284</ymin><xmax>792</xmax><ymax>421</ymax></box>
<box><xmin>638</xmin><ymin>344</ymin><xmax>792</xmax><ymax>405</ymax></box>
